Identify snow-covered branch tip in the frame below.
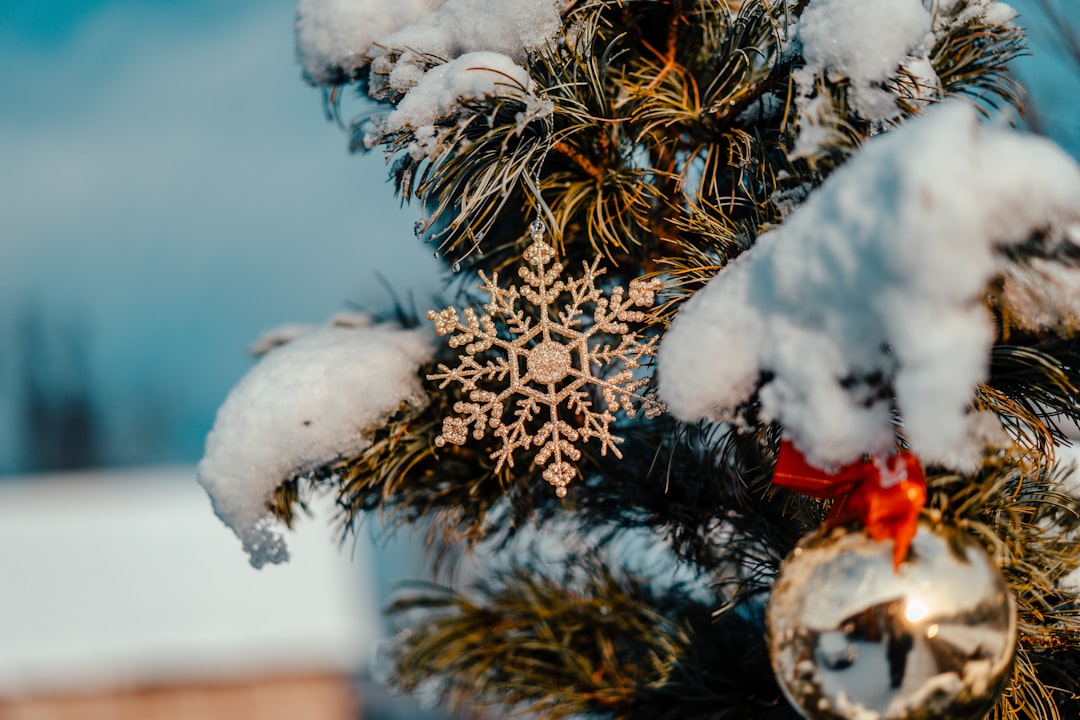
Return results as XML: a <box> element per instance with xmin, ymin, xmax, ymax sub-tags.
<box><xmin>197</xmin><ymin>315</ymin><xmax>433</xmax><ymax>567</ymax></box>
<box><xmin>659</xmin><ymin>102</ymin><xmax>1080</xmax><ymax>472</ymax></box>
<box><xmin>790</xmin><ymin>0</ymin><xmax>1022</xmax><ymax>159</ymax></box>
<box><xmin>296</xmin><ymin>0</ymin><xmax>561</xmax><ymax>91</ymax></box>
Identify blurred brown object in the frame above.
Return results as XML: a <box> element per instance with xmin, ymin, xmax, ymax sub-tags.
<box><xmin>0</xmin><ymin>673</ymin><xmax>358</xmax><ymax>720</ymax></box>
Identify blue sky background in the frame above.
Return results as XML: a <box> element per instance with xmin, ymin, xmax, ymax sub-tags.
<box><xmin>0</xmin><ymin>0</ymin><xmax>1077</xmax><ymax>475</ymax></box>
<box><xmin>0</xmin><ymin>0</ymin><xmax>443</xmax><ymax>473</ymax></box>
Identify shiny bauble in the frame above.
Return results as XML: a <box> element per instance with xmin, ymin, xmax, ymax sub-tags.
<box><xmin>767</xmin><ymin>521</ymin><xmax>1016</xmax><ymax>720</ymax></box>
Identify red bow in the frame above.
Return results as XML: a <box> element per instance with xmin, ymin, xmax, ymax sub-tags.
<box><xmin>773</xmin><ymin>441</ymin><xmax>927</xmax><ymax>569</ymax></box>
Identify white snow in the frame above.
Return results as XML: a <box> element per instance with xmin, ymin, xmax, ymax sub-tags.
<box><xmin>296</xmin><ymin>0</ymin><xmax>561</xmax><ymax>89</ymax></box>
<box><xmin>249</xmin><ymin>323</ymin><xmax>316</xmax><ymax>356</ymax></box>
<box><xmin>794</xmin><ymin>0</ymin><xmax>933</xmax><ymax>126</ymax></box>
<box><xmin>0</xmin><ymin>467</ymin><xmax>376</xmax><ymax>695</ymax></box>
<box><xmin>790</xmin><ymin>93</ymin><xmax>840</xmax><ymax>160</ymax></box>
<box><xmin>659</xmin><ymin>102</ymin><xmax>1080</xmax><ymax>470</ymax></box>
<box><xmin>369</xmin><ymin>0</ymin><xmax>561</xmax><ymax>92</ymax></box>
<box><xmin>295</xmin><ymin>0</ymin><xmax>443</xmax><ymax>83</ymax></box>
<box><xmin>248</xmin><ymin>311</ymin><xmax>376</xmax><ymax>356</ymax></box>
<box><xmin>198</xmin><ymin>319</ymin><xmax>433</xmax><ymax>568</ymax></box>
<box><xmin>790</xmin><ymin>0</ymin><xmax>1020</xmax><ymax>156</ymax></box>
<box><xmin>370</xmin><ymin>51</ymin><xmax>551</xmax><ymax>159</ymax></box>
<box><xmin>295</xmin><ymin>0</ymin><xmax>560</xmax><ymax>159</ymax></box>
<box><xmin>937</xmin><ymin>0</ymin><xmax>1017</xmax><ymax>27</ymax></box>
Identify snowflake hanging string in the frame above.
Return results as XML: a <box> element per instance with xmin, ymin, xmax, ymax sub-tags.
<box><xmin>426</xmin><ymin>220</ymin><xmax>664</xmax><ymax>497</ymax></box>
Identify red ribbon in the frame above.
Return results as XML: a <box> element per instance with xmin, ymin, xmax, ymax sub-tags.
<box><xmin>773</xmin><ymin>441</ymin><xmax>927</xmax><ymax>569</ymax></box>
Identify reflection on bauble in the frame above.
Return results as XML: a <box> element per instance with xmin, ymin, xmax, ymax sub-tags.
<box><xmin>767</xmin><ymin>521</ymin><xmax>1016</xmax><ymax>720</ymax></box>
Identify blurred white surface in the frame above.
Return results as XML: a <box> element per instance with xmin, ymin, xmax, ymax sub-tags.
<box><xmin>0</xmin><ymin>466</ymin><xmax>379</xmax><ymax>696</ymax></box>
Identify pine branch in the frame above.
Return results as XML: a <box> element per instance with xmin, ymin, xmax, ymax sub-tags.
<box><xmin>387</xmin><ymin>558</ymin><xmax>801</xmax><ymax>719</ymax></box>
<box><xmin>981</xmin><ymin>334</ymin><xmax>1080</xmax><ymax>460</ymax></box>
<box><xmin>563</xmin><ymin>419</ymin><xmax>821</xmax><ymax>594</ymax></box>
<box><xmin>273</xmin><ymin>5</ymin><xmax>1072</xmax><ymax>716</ymax></box>
<box><xmin>930</xmin><ymin>7</ymin><xmax>1027</xmax><ymax>113</ymax></box>
<box><xmin>551</xmin><ymin>139</ymin><xmax>607</xmax><ymax>182</ymax></box>
<box><xmin>926</xmin><ymin>457</ymin><xmax>1080</xmax><ymax>720</ymax></box>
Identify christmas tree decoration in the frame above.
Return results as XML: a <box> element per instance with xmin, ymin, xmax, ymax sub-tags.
<box><xmin>195</xmin><ymin>0</ymin><xmax>1080</xmax><ymax>717</ymax></box>
<box><xmin>767</xmin><ymin>521</ymin><xmax>1017</xmax><ymax>720</ymax></box>
<box><xmin>426</xmin><ymin>219</ymin><xmax>664</xmax><ymax>497</ymax></box>
<box><xmin>773</xmin><ymin>441</ymin><xmax>927</xmax><ymax>569</ymax></box>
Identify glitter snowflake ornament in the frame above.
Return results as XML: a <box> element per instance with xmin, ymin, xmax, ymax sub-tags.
<box><xmin>426</xmin><ymin>219</ymin><xmax>664</xmax><ymax>497</ymax></box>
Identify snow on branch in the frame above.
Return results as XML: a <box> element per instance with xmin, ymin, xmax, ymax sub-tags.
<box><xmin>368</xmin><ymin>0</ymin><xmax>561</xmax><ymax>94</ymax></box>
<box><xmin>295</xmin><ymin>0</ymin><xmax>440</xmax><ymax>84</ymax></box>
<box><xmin>296</xmin><ymin>0</ymin><xmax>559</xmax><ymax>161</ymax></box>
<box><xmin>369</xmin><ymin>52</ymin><xmax>552</xmax><ymax>160</ymax></box>
<box><xmin>795</xmin><ymin>0</ymin><xmax>933</xmax><ymax>122</ymax></box>
<box><xmin>296</xmin><ymin>0</ymin><xmax>561</xmax><ymax>88</ymax></box>
<box><xmin>197</xmin><ymin>317</ymin><xmax>433</xmax><ymax>568</ymax></box>
<box><xmin>790</xmin><ymin>0</ymin><xmax>1019</xmax><ymax>157</ymax></box>
<box><xmin>659</xmin><ymin>102</ymin><xmax>1080</xmax><ymax>471</ymax></box>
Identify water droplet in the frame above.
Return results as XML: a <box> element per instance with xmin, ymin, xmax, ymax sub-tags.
<box><xmin>433</xmin><ymin>251</ymin><xmax>439</xmax><ymax>258</ymax></box>
<box><xmin>414</xmin><ymin>220</ymin><xmax>424</xmax><ymax>238</ymax></box>
<box><xmin>452</xmin><ymin>262</ymin><xmax>461</xmax><ymax>272</ymax></box>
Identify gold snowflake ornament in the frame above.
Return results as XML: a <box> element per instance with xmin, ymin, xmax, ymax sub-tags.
<box><xmin>426</xmin><ymin>220</ymin><xmax>664</xmax><ymax>497</ymax></box>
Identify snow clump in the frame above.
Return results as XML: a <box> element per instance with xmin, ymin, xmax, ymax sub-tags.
<box><xmin>369</xmin><ymin>52</ymin><xmax>552</xmax><ymax>159</ymax></box>
<box><xmin>795</xmin><ymin>0</ymin><xmax>933</xmax><ymax>121</ymax></box>
<box><xmin>295</xmin><ymin>0</ymin><xmax>560</xmax><ymax>90</ymax></box>
<box><xmin>658</xmin><ymin>102</ymin><xmax>1080</xmax><ymax>472</ymax></box>
<box><xmin>295</xmin><ymin>0</ymin><xmax>442</xmax><ymax>84</ymax></box>
<box><xmin>295</xmin><ymin>0</ymin><xmax>561</xmax><ymax>159</ymax></box>
<box><xmin>198</xmin><ymin>317</ymin><xmax>433</xmax><ymax>568</ymax></box>
<box><xmin>790</xmin><ymin>0</ymin><xmax>1018</xmax><ymax>157</ymax></box>
<box><xmin>368</xmin><ymin>0</ymin><xmax>562</xmax><ymax>94</ymax></box>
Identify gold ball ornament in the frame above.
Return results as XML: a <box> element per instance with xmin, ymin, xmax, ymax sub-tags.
<box><xmin>767</xmin><ymin>521</ymin><xmax>1016</xmax><ymax>720</ymax></box>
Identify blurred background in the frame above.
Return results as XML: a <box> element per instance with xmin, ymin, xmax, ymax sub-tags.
<box><xmin>0</xmin><ymin>0</ymin><xmax>1077</xmax><ymax>717</ymax></box>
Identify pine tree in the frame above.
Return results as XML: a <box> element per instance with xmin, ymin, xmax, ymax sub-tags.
<box><xmin>199</xmin><ymin>1</ymin><xmax>1080</xmax><ymax>718</ymax></box>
